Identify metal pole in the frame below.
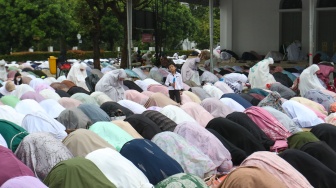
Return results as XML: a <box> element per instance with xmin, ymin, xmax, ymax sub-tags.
<box><xmin>309</xmin><ymin>0</ymin><xmax>314</xmax><ymax>65</ymax></box>
<box><xmin>209</xmin><ymin>0</ymin><xmax>214</xmax><ymax>73</ymax></box>
<box><xmin>127</xmin><ymin>0</ymin><xmax>133</xmax><ymax>69</ymax></box>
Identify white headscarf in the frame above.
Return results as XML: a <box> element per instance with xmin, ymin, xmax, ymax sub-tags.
<box><xmin>12</xmin><ymin>84</ymin><xmax>34</xmax><ymax>99</ymax></box>
<box><xmin>132</xmin><ymin>67</ymin><xmax>147</xmax><ymax>80</ymax></box>
<box><xmin>15</xmin><ymin>99</ymin><xmax>46</xmax><ymax>115</ymax></box>
<box><xmin>282</xmin><ymin>100</ymin><xmax>324</xmax><ymax>128</ymax></box>
<box><xmin>248</xmin><ymin>58</ymin><xmax>276</xmax><ymax>89</ymax></box>
<box><xmin>22</xmin><ymin>111</ymin><xmax>67</xmax><ymax>140</ymax></box>
<box><xmin>86</xmin><ymin>148</ymin><xmax>153</xmax><ymax>188</ymax></box>
<box><xmin>117</xmin><ymin>99</ymin><xmax>146</xmax><ymax>114</ymax></box>
<box><xmin>219</xmin><ymin>98</ymin><xmax>245</xmax><ymax>112</ymax></box>
<box><xmin>0</xmin><ymin>134</ymin><xmax>7</xmax><ymax>148</ymax></box>
<box><xmin>203</xmin><ymin>84</ymin><xmax>224</xmax><ymax>99</ymax></box>
<box><xmin>29</xmin><ymin>78</ymin><xmax>46</xmax><ymax>90</ymax></box>
<box><xmin>39</xmin><ymin>99</ymin><xmax>65</xmax><ymax>118</ymax></box>
<box><xmin>43</xmin><ymin>77</ymin><xmax>57</xmax><ymax>85</ymax></box>
<box><xmin>0</xmin><ymin>105</ymin><xmax>25</xmax><ymax>126</ymax></box>
<box><xmin>223</xmin><ymin>73</ymin><xmax>248</xmax><ymax>92</ymax></box>
<box><xmin>160</xmin><ymin>105</ymin><xmax>197</xmax><ymax>124</ymax></box>
<box><xmin>299</xmin><ymin>64</ymin><xmax>325</xmax><ymax>96</ymax></box>
<box><xmin>56</xmin><ymin>75</ymin><xmax>66</xmax><ymax>82</ymax></box>
<box><xmin>214</xmin><ymin>81</ymin><xmax>234</xmax><ymax>94</ymax></box>
<box><xmin>134</xmin><ymin>78</ymin><xmax>161</xmax><ymax>91</ymax></box>
<box><xmin>67</xmin><ymin>62</ymin><xmax>89</xmax><ymax>91</ymax></box>
<box><xmin>200</xmin><ymin>70</ymin><xmax>219</xmax><ymax>84</ymax></box>
<box><xmin>39</xmin><ymin>89</ymin><xmax>61</xmax><ymax>101</ymax></box>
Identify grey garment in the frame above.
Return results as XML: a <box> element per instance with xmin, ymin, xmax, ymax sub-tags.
<box><xmin>95</xmin><ymin>70</ymin><xmax>126</xmax><ymax>102</ymax></box>
<box><xmin>142</xmin><ymin>110</ymin><xmax>177</xmax><ymax>132</ymax></box>
<box><xmin>184</xmin><ymin>80</ymin><xmax>200</xmax><ymax>87</ymax></box>
<box><xmin>262</xmin><ymin>106</ymin><xmax>302</xmax><ymax>134</ymax></box>
<box><xmin>78</xmin><ymin>104</ymin><xmax>111</xmax><ymax>124</ymax></box>
<box><xmin>57</xmin><ymin>107</ymin><xmax>92</xmax><ymax>129</ymax></box>
<box><xmin>304</xmin><ymin>89</ymin><xmax>335</xmax><ymax>112</ymax></box>
<box><xmin>91</xmin><ymin>69</ymin><xmax>104</xmax><ymax>79</ymax></box>
<box><xmin>191</xmin><ymin>87</ymin><xmax>211</xmax><ymax>100</ymax></box>
<box><xmin>269</xmin><ymin>83</ymin><xmax>296</xmax><ymax>100</ymax></box>
<box><xmin>15</xmin><ymin>132</ymin><xmax>73</xmax><ymax>180</ymax></box>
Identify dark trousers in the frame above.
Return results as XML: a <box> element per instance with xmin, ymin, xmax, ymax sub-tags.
<box><xmin>169</xmin><ymin>90</ymin><xmax>181</xmax><ymax>104</ymax></box>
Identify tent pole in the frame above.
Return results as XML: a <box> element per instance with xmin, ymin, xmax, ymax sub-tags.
<box><xmin>309</xmin><ymin>0</ymin><xmax>315</xmax><ymax>66</ymax></box>
<box><xmin>209</xmin><ymin>0</ymin><xmax>214</xmax><ymax>73</ymax></box>
<box><xmin>127</xmin><ymin>0</ymin><xmax>133</xmax><ymax>69</ymax></box>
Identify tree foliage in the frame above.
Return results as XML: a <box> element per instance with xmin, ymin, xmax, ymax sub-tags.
<box><xmin>154</xmin><ymin>1</ymin><xmax>198</xmax><ymax>50</ymax></box>
<box><xmin>0</xmin><ymin>0</ymin><xmax>76</xmax><ymax>54</ymax></box>
<box><xmin>189</xmin><ymin>4</ymin><xmax>220</xmax><ymax>49</ymax></box>
<box><xmin>0</xmin><ymin>0</ymin><xmax>217</xmax><ymax>66</ymax></box>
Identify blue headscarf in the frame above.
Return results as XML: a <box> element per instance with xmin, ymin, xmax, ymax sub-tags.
<box><xmin>78</xmin><ymin>104</ymin><xmax>110</xmax><ymax>123</ymax></box>
<box><xmin>221</xmin><ymin>93</ymin><xmax>252</xmax><ymax>108</ymax></box>
<box><xmin>120</xmin><ymin>139</ymin><xmax>184</xmax><ymax>185</ymax></box>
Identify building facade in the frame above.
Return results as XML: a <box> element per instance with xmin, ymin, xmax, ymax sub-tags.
<box><xmin>219</xmin><ymin>0</ymin><xmax>336</xmax><ymax>57</ymax></box>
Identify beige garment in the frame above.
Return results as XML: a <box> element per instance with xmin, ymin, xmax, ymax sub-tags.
<box><xmin>183</xmin><ymin>91</ymin><xmax>201</xmax><ymax>104</ymax></box>
<box><xmin>125</xmin><ymin>90</ymin><xmax>149</xmax><ymax>106</ymax></box>
<box><xmin>62</xmin><ymin>129</ymin><xmax>115</xmax><ymax>157</ymax></box>
<box><xmin>184</xmin><ymin>80</ymin><xmax>200</xmax><ymax>87</ymax></box>
<box><xmin>291</xmin><ymin>97</ymin><xmax>327</xmax><ymax>115</ymax></box>
<box><xmin>142</xmin><ymin>90</ymin><xmax>155</xmax><ymax>97</ymax></box>
<box><xmin>5</xmin><ymin>81</ymin><xmax>15</xmax><ymax>92</ymax></box>
<box><xmin>144</xmin><ymin>92</ymin><xmax>179</xmax><ymax>108</ymax></box>
<box><xmin>91</xmin><ymin>91</ymin><xmax>113</xmax><ymax>105</ymax></box>
<box><xmin>22</xmin><ymin>76</ymin><xmax>32</xmax><ymax>85</ymax></box>
<box><xmin>325</xmin><ymin>113</ymin><xmax>336</xmax><ymax>126</ymax></box>
<box><xmin>221</xmin><ymin>166</ymin><xmax>287</xmax><ymax>188</ymax></box>
<box><xmin>111</xmin><ymin>120</ymin><xmax>143</xmax><ymax>139</ymax></box>
<box><xmin>58</xmin><ymin>97</ymin><xmax>82</xmax><ymax>109</ymax></box>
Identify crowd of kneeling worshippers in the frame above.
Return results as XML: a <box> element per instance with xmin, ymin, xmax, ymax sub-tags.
<box><xmin>1</xmin><ymin>56</ymin><xmax>336</xmax><ymax>188</ymax></box>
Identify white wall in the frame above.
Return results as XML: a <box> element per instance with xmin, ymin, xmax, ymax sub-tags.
<box><xmin>220</xmin><ymin>0</ymin><xmax>233</xmax><ymax>50</ymax></box>
<box><xmin>231</xmin><ymin>0</ymin><xmax>280</xmax><ymax>57</ymax></box>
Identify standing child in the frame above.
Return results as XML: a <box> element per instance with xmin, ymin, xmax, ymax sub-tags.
<box><xmin>165</xmin><ymin>62</ymin><xmax>183</xmax><ymax>104</ymax></box>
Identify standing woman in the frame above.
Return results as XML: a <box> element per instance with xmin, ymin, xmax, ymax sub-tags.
<box><xmin>14</xmin><ymin>72</ymin><xmax>22</xmax><ymax>85</ymax></box>
<box><xmin>95</xmin><ymin>69</ymin><xmax>127</xmax><ymax>102</ymax></box>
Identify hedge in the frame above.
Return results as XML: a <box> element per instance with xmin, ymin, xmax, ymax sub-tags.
<box><xmin>0</xmin><ymin>50</ymin><xmax>194</xmax><ymax>62</ymax></box>
<box><xmin>0</xmin><ymin>50</ymin><xmax>119</xmax><ymax>62</ymax></box>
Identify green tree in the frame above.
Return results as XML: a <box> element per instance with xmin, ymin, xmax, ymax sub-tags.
<box><xmin>189</xmin><ymin>4</ymin><xmax>220</xmax><ymax>49</ymax></box>
<box><xmin>101</xmin><ymin>11</ymin><xmax>124</xmax><ymax>51</ymax></box>
<box><xmin>156</xmin><ymin>1</ymin><xmax>198</xmax><ymax>50</ymax></box>
<box><xmin>0</xmin><ymin>0</ymin><xmax>76</xmax><ymax>54</ymax></box>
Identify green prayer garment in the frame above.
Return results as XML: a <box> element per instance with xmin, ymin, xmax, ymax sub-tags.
<box><xmin>155</xmin><ymin>173</ymin><xmax>208</xmax><ymax>188</ymax></box>
<box><xmin>287</xmin><ymin>131</ymin><xmax>319</xmax><ymax>149</ymax></box>
<box><xmin>1</xmin><ymin>95</ymin><xmax>20</xmax><ymax>108</ymax></box>
<box><xmin>43</xmin><ymin>157</ymin><xmax>116</xmax><ymax>188</ymax></box>
<box><xmin>0</xmin><ymin>120</ymin><xmax>28</xmax><ymax>152</ymax></box>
